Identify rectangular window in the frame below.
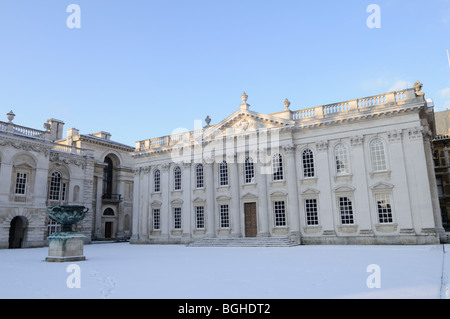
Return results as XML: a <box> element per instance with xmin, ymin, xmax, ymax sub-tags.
<box><xmin>196</xmin><ymin>164</ymin><xmax>204</xmax><ymax>188</ymax></box>
<box><xmin>15</xmin><ymin>172</ymin><xmax>27</xmax><ymax>195</ymax></box>
<box><xmin>196</xmin><ymin>206</ymin><xmax>205</xmax><ymax>229</ymax></box>
<box><xmin>376</xmin><ymin>194</ymin><xmax>393</xmax><ymax>224</ymax></box>
<box><xmin>274</xmin><ymin>200</ymin><xmax>286</xmax><ymax>227</ymax></box>
<box><xmin>305</xmin><ymin>198</ymin><xmax>319</xmax><ymax>226</ymax></box>
<box><xmin>154</xmin><ymin>171</ymin><xmax>161</xmax><ymax>193</ymax></box>
<box><xmin>339</xmin><ymin>196</ymin><xmax>354</xmax><ymax>225</ymax></box>
<box><xmin>153</xmin><ymin>209</ymin><xmax>160</xmax><ymax>230</ymax></box>
<box><xmin>173</xmin><ymin>207</ymin><xmax>181</xmax><ymax>229</ymax></box>
<box><xmin>220</xmin><ymin>204</ymin><xmax>229</xmax><ymax>228</ymax></box>
<box><xmin>219</xmin><ymin>162</ymin><xmax>228</xmax><ymax>186</ymax></box>
<box><xmin>437</xmin><ymin>176</ymin><xmax>444</xmax><ymax>198</ymax></box>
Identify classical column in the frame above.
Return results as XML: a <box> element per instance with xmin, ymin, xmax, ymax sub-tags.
<box><xmin>205</xmin><ymin>162</ymin><xmax>215</xmax><ymax>237</ymax></box>
<box><xmin>139</xmin><ymin>166</ymin><xmax>150</xmax><ymax>243</ymax></box>
<box><xmin>284</xmin><ymin>145</ymin><xmax>300</xmax><ymax>238</ymax></box>
<box><xmin>182</xmin><ymin>162</ymin><xmax>192</xmax><ymax>239</ymax></box>
<box><xmin>130</xmin><ymin>167</ymin><xmax>141</xmax><ymax>243</ymax></box>
<box><xmin>160</xmin><ymin>163</ymin><xmax>170</xmax><ymax>240</ymax></box>
<box><xmin>314</xmin><ymin>141</ymin><xmax>335</xmax><ymax>235</ymax></box>
<box><xmin>256</xmin><ymin>154</ymin><xmax>269</xmax><ymax>237</ymax></box>
<box><xmin>229</xmin><ymin>155</ymin><xmax>241</xmax><ymax>237</ymax></box>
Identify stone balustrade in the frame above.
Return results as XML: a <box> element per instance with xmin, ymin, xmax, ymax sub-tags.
<box><xmin>135</xmin><ymin>88</ymin><xmax>420</xmax><ymax>152</ymax></box>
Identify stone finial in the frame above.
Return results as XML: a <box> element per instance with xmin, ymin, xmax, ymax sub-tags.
<box><xmin>414</xmin><ymin>81</ymin><xmax>425</xmax><ymax>96</ymax></box>
<box><xmin>240</xmin><ymin>92</ymin><xmax>250</xmax><ymax>110</ymax></box>
<box><xmin>205</xmin><ymin>115</ymin><xmax>211</xmax><ymax>127</ymax></box>
<box><xmin>284</xmin><ymin>98</ymin><xmax>291</xmax><ymax>110</ymax></box>
<box><xmin>241</xmin><ymin>92</ymin><xmax>248</xmax><ymax>103</ymax></box>
<box><xmin>6</xmin><ymin>110</ymin><xmax>15</xmax><ymax>123</ymax></box>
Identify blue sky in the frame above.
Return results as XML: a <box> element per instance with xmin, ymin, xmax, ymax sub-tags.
<box><xmin>1</xmin><ymin>0</ymin><xmax>450</xmax><ymax>146</ymax></box>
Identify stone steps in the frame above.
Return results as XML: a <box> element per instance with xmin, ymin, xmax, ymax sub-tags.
<box><xmin>188</xmin><ymin>237</ymin><xmax>300</xmax><ymax>247</ymax></box>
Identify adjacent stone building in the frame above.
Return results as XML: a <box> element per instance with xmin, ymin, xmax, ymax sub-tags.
<box><xmin>0</xmin><ymin>111</ymin><xmax>134</xmax><ymax>249</ymax></box>
<box><xmin>132</xmin><ymin>82</ymin><xmax>445</xmax><ymax>245</ymax></box>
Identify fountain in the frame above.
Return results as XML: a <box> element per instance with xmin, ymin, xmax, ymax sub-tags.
<box><xmin>45</xmin><ymin>205</ymin><xmax>89</xmax><ymax>262</ymax></box>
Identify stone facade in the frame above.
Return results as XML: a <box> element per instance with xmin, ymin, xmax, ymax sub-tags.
<box><xmin>132</xmin><ymin>85</ymin><xmax>445</xmax><ymax>245</ymax></box>
<box><xmin>0</xmin><ymin>112</ymin><xmax>134</xmax><ymax>249</ymax></box>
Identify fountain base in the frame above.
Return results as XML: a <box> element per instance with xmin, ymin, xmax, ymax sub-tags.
<box><xmin>45</xmin><ymin>232</ymin><xmax>86</xmax><ymax>262</ymax></box>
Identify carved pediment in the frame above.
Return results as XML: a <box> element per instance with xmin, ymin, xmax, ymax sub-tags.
<box><xmin>370</xmin><ymin>182</ymin><xmax>394</xmax><ymax>190</ymax></box>
<box><xmin>301</xmin><ymin>188</ymin><xmax>320</xmax><ymax>195</ymax></box>
<box><xmin>333</xmin><ymin>185</ymin><xmax>355</xmax><ymax>193</ymax></box>
<box><xmin>204</xmin><ymin>110</ymin><xmax>295</xmax><ymax>140</ymax></box>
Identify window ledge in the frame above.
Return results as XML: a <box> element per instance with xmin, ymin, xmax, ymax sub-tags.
<box><xmin>370</xmin><ymin>170</ymin><xmax>391</xmax><ymax>178</ymax></box>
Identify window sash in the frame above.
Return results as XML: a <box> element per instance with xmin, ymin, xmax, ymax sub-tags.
<box><xmin>339</xmin><ymin>196</ymin><xmax>354</xmax><ymax>225</ymax></box>
<box><xmin>244</xmin><ymin>157</ymin><xmax>255</xmax><ymax>184</ymax></box>
<box><xmin>173</xmin><ymin>207</ymin><xmax>182</xmax><ymax>229</ymax></box>
<box><xmin>196</xmin><ymin>206</ymin><xmax>205</xmax><ymax>229</ymax></box>
<box><xmin>15</xmin><ymin>172</ymin><xmax>27</xmax><ymax>196</ymax></box>
<box><xmin>219</xmin><ymin>162</ymin><xmax>228</xmax><ymax>186</ymax></box>
<box><xmin>153</xmin><ymin>209</ymin><xmax>160</xmax><ymax>230</ymax></box>
<box><xmin>174</xmin><ymin>167</ymin><xmax>182</xmax><ymax>190</ymax></box>
<box><xmin>376</xmin><ymin>194</ymin><xmax>393</xmax><ymax>224</ymax></box>
<box><xmin>272</xmin><ymin>154</ymin><xmax>284</xmax><ymax>181</ymax></box>
<box><xmin>305</xmin><ymin>198</ymin><xmax>319</xmax><ymax>226</ymax></box>
<box><xmin>154</xmin><ymin>170</ymin><xmax>161</xmax><ymax>192</ymax></box>
<box><xmin>370</xmin><ymin>139</ymin><xmax>387</xmax><ymax>172</ymax></box>
<box><xmin>196</xmin><ymin>164</ymin><xmax>204</xmax><ymax>188</ymax></box>
<box><xmin>220</xmin><ymin>204</ymin><xmax>229</xmax><ymax>228</ymax></box>
<box><xmin>274</xmin><ymin>200</ymin><xmax>286</xmax><ymax>227</ymax></box>
<box><xmin>302</xmin><ymin>149</ymin><xmax>315</xmax><ymax>178</ymax></box>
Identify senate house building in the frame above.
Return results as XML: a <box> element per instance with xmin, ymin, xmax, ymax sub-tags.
<box><xmin>0</xmin><ymin>81</ymin><xmax>447</xmax><ymax>248</ymax></box>
<box><xmin>131</xmin><ymin>82</ymin><xmax>445</xmax><ymax>245</ymax></box>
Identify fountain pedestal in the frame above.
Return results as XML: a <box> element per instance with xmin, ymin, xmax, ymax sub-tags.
<box><xmin>45</xmin><ymin>206</ymin><xmax>89</xmax><ymax>262</ymax></box>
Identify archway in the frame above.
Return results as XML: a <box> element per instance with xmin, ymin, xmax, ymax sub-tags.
<box><xmin>8</xmin><ymin>216</ymin><xmax>28</xmax><ymax>249</ymax></box>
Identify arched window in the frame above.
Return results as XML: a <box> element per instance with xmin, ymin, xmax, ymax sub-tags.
<box><xmin>196</xmin><ymin>164</ymin><xmax>204</xmax><ymax>188</ymax></box>
<box><xmin>244</xmin><ymin>157</ymin><xmax>255</xmax><ymax>184</ymax></box>
<box><xmin>48</xmin><ymin>171</ymin><xmax>67</xmax><ymax>201</ymax></box>
<box><xmin>370</xmin><ymin>138</ymin><xmax>387</xmax><ymax>172</ymax></box>
<box><xmin>335</xmin><ymin>144</ymin><xmax>349</xmax><ymax>175</ymax></box>
<box><xmin>154</xmin><ymin>169</ymin><xmax>161</xmax><ymax>192</ymax></box>
<box><xmin>219</xmin><ymin>161</ymin><xmax>228</xmax><ymax>186</ymax></box>
<box><xmin>302</xmin><ymin>149</ymin><xmax>315</xmax><ymax>178</ymax></box>
<box><xmin>272</xmin><ymin>153</ymin><xmax>284</xmax><ymax>181</ymax></box>
<box><xmin>174</xmin><ymin>166</ymin><xmax>182</xmax><ymax>190</ymax></box>
<box><xmin>103</xmin><ymin>208</ymin><xmax>115</xmax><ymax>216</ymax></box>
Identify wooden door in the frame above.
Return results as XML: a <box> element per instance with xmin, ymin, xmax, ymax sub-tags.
<box><xmin>105</xmin><ymin>222</ymin><xmax>112</xmax><ymax>238</ymax></box>
<box><xmin>244</xmin><ymin>202</ymin><xmax>257</xmax><ymax>237</ymax></box>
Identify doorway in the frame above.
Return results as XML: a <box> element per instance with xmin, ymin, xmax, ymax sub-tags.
<box><xmin>244</xmin><ymin>202</ymin><xmax>257</xmax><ymax>237</ymax></box>
<box><xmin>9</xmin><ymin>216</ymin><xmax>27</xmax><ymax>249</ymax></box>
<box><xmin>105</xmin><ymin>222</ymin><xmax>112</xmax><ymax>238</ymax></box>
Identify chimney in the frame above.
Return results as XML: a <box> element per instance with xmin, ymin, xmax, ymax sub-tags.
<box><xmin>46</xmin><ymin>118</ymin><xmax>65</xmax><ymax>141</ymax></box>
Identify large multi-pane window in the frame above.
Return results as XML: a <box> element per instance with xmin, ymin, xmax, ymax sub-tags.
<box><xmin>305</xmin><ymin>198</ymin><xmax>319</xmax><ymax>226</ymax></box>
<box><xmin>173</xmin><ymin>207</ymin><xmax>182</xmax><ymax>229</ymax></box>
<box><xmin>339</xmin><ymin>196</ymin><xmax>354</xmax><ymax>225</ymax></box>
<box><xmin>335</xmin><ymin>144</ymin><xmax>349</xmax><ymax>175</ymax></box>
<box><xmin>220</xmin><ymin>204</ymin><xmax>230</xmax><ymax>228</ymax></box>
<box><xmin>244</xmin><ymin>157</ymin><xmax>255</xmax><ymax>184</ymax></box>
<box><xmin>219</xmin><ymin>161</ymin><xmax>228</xmax><ymax>186</ymax></box>
<box><xmin>196</xmin><ymin>164</ymin><xmax>204</xmax><ymax>188</ymax></box>
<box><xmin>274</xmin><ymin>200</ymin><xmax>286</xmax><ymax>227</ymax></box>
<box><xmin>174</xmin><ymin>166</ymin><xmax>182</xmax><ymax>190</ymax></box>
<box><xmin>15</xmin><ymin>172</ymin><xmax>27</xmax><ymax>196</ymax></box>
<box><xmin>376</xmin><ymin>194</ymin><xmax>393</xmax><ymax>224</ymax></box>
<box><xmin>48</xmin><ymin>171</ymin><xmax>67</xmax><ymax>201</ymax></box>
<box><xmin>196</xmin><ymin>206</ymin><xmax>205</xmax><ymax>229</ymax></box>
<box><xmin>302</xmin><ymin>149</ymin><xmax>315</xmax><ymax>178</ymax></box>
<box><xmin>370</xmin><ymin>138</ymin><xmax>387</xmax><ymax>172</ymax></box>
<box><xmin>154</xmin><ymin>169</ymin><xmax>161</xmax><ymax>192</ymax></box>
<box><xmin>153</xmin><ymin>208</ymin><xmax>160</xmax><ymax>230</ymax></box>
<box><xmin>272</xmin><ymin>153</ymin><xmax>284</xmax><ymax>181</ymax></box>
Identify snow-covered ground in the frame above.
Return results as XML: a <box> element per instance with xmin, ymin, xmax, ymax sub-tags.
<box><xmin>1</xmin><ymin>243</ymin><xmax>449</xmax><ymax>299</ymax></box>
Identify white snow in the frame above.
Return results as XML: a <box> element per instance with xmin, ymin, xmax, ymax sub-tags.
<box><xmin>1</xmin><ymin>243</ymin><xmax>449</xmax><ymax>299</ymax></box>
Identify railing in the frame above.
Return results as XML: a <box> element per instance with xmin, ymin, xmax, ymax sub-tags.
<box><xmin>136</xmin><ymin>88</ymin><xmax>418</xmax><ymax>152</ymax></box>
<box><xmin>0</xmin><ymin>121</ymin><xmax>47</xmax><ymax>139</ymax></box>
<box><xmin>102</xmin><ymin>194</ymin><xmax>123</xmax><ymax>202</ymax></box>
<box><xmin>52</xmin><ymin>144</ymin><xmax>93</xmax><ymax>156</ymax></box>
<box><xmin>292</xmin><ymin>88</ymin><xmax>415</xmax><ymax>122</ymax></box>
